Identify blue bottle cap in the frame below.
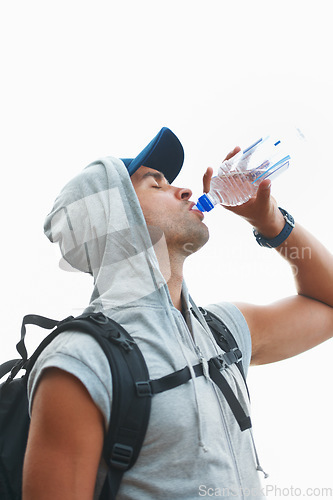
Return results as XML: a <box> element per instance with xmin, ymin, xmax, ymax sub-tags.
<box><xmin>196</xmin><ymin>194</ymin><xmax>214</xmax><ymax>212</ymax></box>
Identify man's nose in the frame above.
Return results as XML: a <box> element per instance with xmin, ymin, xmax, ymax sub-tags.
<box><xmin>175</xmin><ymin>187</ymin><xmax>192</xmax><ymax>200</ymax></box>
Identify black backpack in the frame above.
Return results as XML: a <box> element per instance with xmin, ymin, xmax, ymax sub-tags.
<box><xmin>0</xmin><ymin>309</ymin><xmax>251</xmax><ymax>500</ymax></box>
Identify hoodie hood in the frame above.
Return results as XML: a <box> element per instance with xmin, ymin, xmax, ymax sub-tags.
<box><xmin>44</xmin><ymin>156</ymin><xmax>171</xmax><ymax>312</ymax></box>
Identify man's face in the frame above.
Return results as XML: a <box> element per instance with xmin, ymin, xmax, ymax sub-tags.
<box><xmin>131</xmin><ymin>166</ymin><xmax>209</xmax><ymax>256</ymax></box>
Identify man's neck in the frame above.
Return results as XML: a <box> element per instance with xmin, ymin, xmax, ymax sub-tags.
<box><xmin>166</xmin><ymin>270</ymin><xmax>184</xmax><ymax>312</ymax></box>
<box><xmin>156</xmin><ymin>246</ymin><xmax>185</xmax><ymax>312</ymax></box>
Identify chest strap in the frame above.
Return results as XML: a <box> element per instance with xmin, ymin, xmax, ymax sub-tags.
<box><xmin>137</xmin><ymin>354</ymin><xmax>251</xmax><ymax>432</ymax></box>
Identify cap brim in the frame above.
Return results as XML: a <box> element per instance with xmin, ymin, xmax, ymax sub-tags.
<box><xmin>121</xmin><ymin>127</ymin><xmax>184</xmax><ymax>183</ymax></box>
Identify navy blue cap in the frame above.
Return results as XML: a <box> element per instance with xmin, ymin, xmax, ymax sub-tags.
<box><xmin>121</xmin><ymin>127</ymin><xmax>184</xmax><ymax>183</ymax></box>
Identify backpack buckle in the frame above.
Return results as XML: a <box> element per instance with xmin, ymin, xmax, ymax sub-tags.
<box><xmin>223</xmin><ymin>348</ymin><xmax>242</xmax><ymax>365</ymax></box>
<box><xmin>211</xmin><ymin>355</ymin><xmax>227</xmax><ymax>371</ymax></box>
<box><xmin>199</xmin><ymin>307</ymin><xmax>208</xmax><ymax>316</ymax></box>
<box><xmin>110</xmin><ymin>443</ymin><xmax>133</xmax><ymax>470</ymax></box>
<box><xmin>136</xmin><ymin>381</ymin><xmax>152</xmax><ymax>397</ymax></box>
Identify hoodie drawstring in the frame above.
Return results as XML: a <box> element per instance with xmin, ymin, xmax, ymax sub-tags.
<box><xmin>164</xmin><ymin>305</ymin><xmax>209</xmax><ymax>453</ymax></box>
<box><xmin>250</xmin><ymin>429</ymin><xmax>269</xmax><ymax>478</ymax></box>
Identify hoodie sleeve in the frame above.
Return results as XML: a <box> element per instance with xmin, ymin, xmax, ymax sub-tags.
<box><xmin>27</xmin><ymin>330</ymin><xmax>113</xmax><ymax>430</ymax></box>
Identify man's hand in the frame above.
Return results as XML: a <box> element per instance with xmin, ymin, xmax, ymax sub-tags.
<box><xmin>202</xmin><ymin>146</ymin><xmax>285</xmax><ymax>239</ymax></box>
<box><xmin>223</xmin><ymin>180</ymin><xmax>285</xmax><ymax>239</ymax></box>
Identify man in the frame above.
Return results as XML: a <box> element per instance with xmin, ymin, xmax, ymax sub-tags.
<box><xmin>23</xmin><ymin>127</ymin><xmax>333</xmax><ymax>499</ymax></box>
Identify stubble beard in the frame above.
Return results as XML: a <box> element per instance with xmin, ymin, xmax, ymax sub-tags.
<box><xmin>145</xmin><ymin>207</ymin><xmax>209</xmax><ymax>260</ymax></box>
<box><xmin>167</xmin><ymin>217</ymin><xmax>210</xmax><ymax>258</ymax></box>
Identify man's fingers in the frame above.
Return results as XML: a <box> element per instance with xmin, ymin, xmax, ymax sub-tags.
<box><xmin>256</xmin><ymin>179</ymin><xmax>272</xmax><ymax>203</ymax></box>
<box><xmin>223</xmin><ymin>146</ymin><xmax>241</xmax><ymax>162</ymax></box>
<box><xmin>203</xmin><ymin>167</ymin><xmax>213</xmax><ymax>193</ymax></box>
<box><xmin>202</xmin><ymin>148</ymin><xmax>240</xmax><ymax>194</ymax></box>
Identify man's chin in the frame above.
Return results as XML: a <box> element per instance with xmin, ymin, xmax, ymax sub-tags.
<box><xmin>182</xmin><ymin>227</ymin><xmax>210</xmax><ymax>256</ymax></box>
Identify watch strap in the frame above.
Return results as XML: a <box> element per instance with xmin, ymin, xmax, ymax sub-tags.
<box><xmin>253</xmin><ymin>208</ymin><xmax>295</xmax><ymax>248</ymax></box>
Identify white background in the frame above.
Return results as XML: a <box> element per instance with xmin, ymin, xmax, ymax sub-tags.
<box><xmin>1</xmin><ymin>1</ymin><xmax>332</xmax><ymax>497</ymax></box>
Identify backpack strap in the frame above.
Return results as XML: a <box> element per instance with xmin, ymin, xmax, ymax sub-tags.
<box><xmin>17</xmin><ymin>314</ymin><xmax>69</xmax><ymax>362</ymax></box>
<box><xmin>141</xmin><ymin>358</ymin><xmax>252</xmax><ymax>433</ymax></box>
<box><xmin>0</xmin><ymin>315</ymin><xmax>74</xmax><ymax>383</ymax></box>
<box><xmin>207</xmin><ymin>359</ymin><xmax>251</xmax><ymax>431</ymax></box>
<box><xmin>198</xmin><ymin>307</ymin><xmax>247</xmax><ymax>385</ymax></box>
<box><xmin>190</xmin><ymin>306</ymin><xmax>252</xmax><ymax>428</ymax></box>
<box><xmin>74</xmin><ymin>314</ymin><xmax>151</xmax><ymax>500</ymax></box>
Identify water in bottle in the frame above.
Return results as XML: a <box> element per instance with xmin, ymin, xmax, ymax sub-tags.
<box><xmin>195</xmin><ymin>136</ymin><xmax>291</xmax><ymax>211</ymax></box>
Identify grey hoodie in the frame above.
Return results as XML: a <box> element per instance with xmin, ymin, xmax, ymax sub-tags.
<box><xmin>28</xmin><ymin>156</ymin><xmax>265</xmax><ymax>499</ymax></box>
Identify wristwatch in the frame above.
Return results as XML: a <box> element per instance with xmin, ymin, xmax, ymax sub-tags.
<box><xmin>253</xmin><ymin>208</ymin><xmax>295</xmax><ymax>248</ymax></box>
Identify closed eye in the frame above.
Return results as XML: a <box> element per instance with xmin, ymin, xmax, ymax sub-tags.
<box><xmin>142</xmin><ymin>171</ymin><xmax>169</xmax><ymax>187</ymax></box>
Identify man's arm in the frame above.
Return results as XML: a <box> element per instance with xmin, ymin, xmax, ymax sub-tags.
<box><xmin>203</xmin><ymin>160</ymin><xmax>333</xmax><ymax>365</ymax></box>
<box><xmin>228</xmin><ymin>180</ymin><xmax>333</xmax><ymax>364</ymax></box>
<box><xmin>236</xmin><ymin>295</ymin><xmax>333</xmax><ymax>365</ymax></box>
<box><xmin>23</xmin><ymin>368</ymin><xmax>104</xmax><ymax>500</ymax></box>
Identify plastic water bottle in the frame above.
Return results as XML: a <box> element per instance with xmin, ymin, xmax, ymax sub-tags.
<box><xmin>195</xmin><ymin>136</ymin><xmax>292</xmax><ymax>211</ymax></box>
